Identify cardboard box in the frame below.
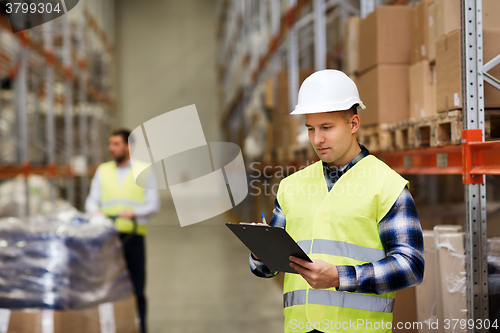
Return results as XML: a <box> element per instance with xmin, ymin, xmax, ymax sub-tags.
<box><xmin>409</xmin><ymin>60</ymin><xmax>436</xmax><ymax>118</ymax></box>
<box><xmin>435</xmin><ymin>29</ymin><xmax>461</xmax><ymax>112</ymax></box>
<box><xmin>434</xmin><ymin>0</ymin><xmax>500</xmax><ymax>41</ymax></box>
<box><xmin>436</xmin><ymin>232</ymin><xmax>466</xmax><ymax>332</ymax></box>
<box><xmin>264</xmin><ymin>78</ymin><xmax>274</xmax><ymax>109</ymax></box>
<box><xmin>482</xmin><ymin>29</ymin><xmax>500</xmax><ymax>108</ymax></box>
<box><xmin>358</xmin><ymin>6</ymin><xmax>411</xmax><ymax>74</ymax></box>
<box><xmin>410</xmin><ymin>0</ymin><xmax>433</xmax><ymax>64</ymax></box>
<box><xmin>357</xmin><ymin>64</ymin><xmax>410</xmax><ymax>125</ymax></box>
<box><xmin>483</xmin><ymin>0</ymin><xmax>500</xmax><ymax>29</ymax></box>
<box><xmin>415</xmin><ymin>230</ymin><xmax>444</xmax><ymax>333</ymax></box>
<box><xmin>436</xmin><ymin>29</ymin><xmax>500</xmax><ymax>112</ymax></box>
<box><xmin>344</xmin><ymin>16</ymin><xmax>360</xmax><ymax>75</ymax></box>
<box><xmin>3</xmin><ymin>296</ymin><xmax>139</xmax><ymax>333</ymax></box>
<box><xmin>435</xmin><ymin>0</ymin><xmax>461</xmax><ymax>39</ymax></box>
<box><xmin>428</xmin><ymin>1</ymin><xmax>437</xmax><ymax>62</ymax></box>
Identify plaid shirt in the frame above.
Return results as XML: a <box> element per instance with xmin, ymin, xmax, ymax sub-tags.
<box><xmin>249</xmin><ymin>144</ymin><xmax>424</xmax><ymax>295</ymax></box>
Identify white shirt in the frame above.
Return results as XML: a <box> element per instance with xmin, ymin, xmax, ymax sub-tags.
<box><xmin>85</xmin><ymin>160</ymin><xmax>160</xmax><ymax>225</ymax></box>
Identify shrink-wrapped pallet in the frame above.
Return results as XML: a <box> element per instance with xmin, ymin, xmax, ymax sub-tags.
<box><xmin>436</xmin><ymin>231</ymin><xmax>466</xmax><ymax>333</ymax></box>
<box><xmin>416</xmin><ymin>230</ymin><xmax>444</xmax><ymax>332</ymax></box>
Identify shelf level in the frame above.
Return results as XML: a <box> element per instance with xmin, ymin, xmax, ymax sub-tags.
<box><xmin>374</xmin><ymin>129</ymin><xmax>500</xmax><ymax>182</ymax></box>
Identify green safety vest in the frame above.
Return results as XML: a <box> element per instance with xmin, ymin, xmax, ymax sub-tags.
<box><xmin>277</xmin><ymin>155</ymin><xmax>408</xmax><ymax>333</ymax></box>
<box><xmin>98</xmin><ymin>160</ymin><xmax>149</xmax><ymax>235</ymax></box>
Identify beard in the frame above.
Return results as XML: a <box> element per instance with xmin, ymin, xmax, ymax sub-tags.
<box><xmin>114</xmin><ymin>154</ymin><xmax>127</xmax><ymax>164</ymax></box>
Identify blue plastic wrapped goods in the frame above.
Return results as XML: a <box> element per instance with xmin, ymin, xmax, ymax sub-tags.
<box><xmin>0</xmin><ymin>210</ymin><xmax>133</xmax><ymax>309</ymax></box>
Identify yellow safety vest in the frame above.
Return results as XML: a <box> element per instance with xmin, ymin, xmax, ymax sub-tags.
<box><xmin>98</xmin><ymin>160</ymin><xmax>149</xmax><ymax>235</ymax></box>
<box><xmin>277</xmin><ymin>155</ymin><xmax>408</xmax><ymax>333</ymax></box>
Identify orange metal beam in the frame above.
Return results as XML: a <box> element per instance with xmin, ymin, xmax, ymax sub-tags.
<box><xmin>0</xmin><ymin>165</ymin><xmax>98</xmax><ymax>179</ymax></box>
<box><xmin>466</xmin><ymin>134</ymin><xmax>500</xmax><ymax>177</ymax></box>
<box><xmin>375</xmin><ymin>129</ymin><xmax>500</xmax><ymax>182</ymax></box>
<box><xmin>374</xmin><ymin>146</ymin><xmax>463</xmax><ymax>175</ymax></box>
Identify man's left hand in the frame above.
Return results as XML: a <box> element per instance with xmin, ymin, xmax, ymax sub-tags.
<box><xmin>119</xmin><ymin>211</ymin><xmax>136</xmax><ymax>219</ymax></box>
<box><xmin>289</xmin><ymin>256</ymin><xmax>339</xmax><ymax>289</ymax></box>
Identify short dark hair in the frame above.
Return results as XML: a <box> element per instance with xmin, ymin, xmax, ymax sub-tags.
<box><xmin>342</xmin><ymin>105</ymin><xmax>358</xmax><ymax>123</ymax></box>
<box><xmin>111</xmin><ymin>129</ymin><xmax>132</xmax><ymax>144</ymax></box>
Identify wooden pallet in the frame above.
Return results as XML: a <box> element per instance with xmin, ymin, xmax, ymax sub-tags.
<box><xmin>394</xmin><ymin>119</ymin><xmax>418</xmax><ymax>150</ymax></box>
<box><xmin>359</xmin><ymin>111</ymin><xmax>463</xmax><ymax>151</ymax></box>
<box><xmin>357</xmin><ymin>123</ymin><xmax>396</xmax><ymax>152</ymax></box>
<box><xmin>270</xmin><ymin>109</ymin><xmax>498</xmax><ymax>161</ymax></box>
<box><xmin>410</xmin><ymin>110</ymin><xmax>463</xmax><ymax>148</ymax></box>
<box><xmin>433</xmin><ymin>110</ymin><xmax>463</xmax><ymax>147</ymax></box>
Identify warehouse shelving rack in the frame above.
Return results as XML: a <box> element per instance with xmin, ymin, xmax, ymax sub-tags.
<box><xmin>217</xmin><ymin>0</ymin><xmax>500</xmax><ymax>330</ymax></box>
<box><xmin>0</xmin><ymin>0</ymin><xmax>115</xmax><ymax>213</ymax></box>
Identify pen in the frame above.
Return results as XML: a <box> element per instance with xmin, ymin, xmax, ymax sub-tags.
<box><xmin>261</xmin><ymin>213</ymin><xmax>267</xmax><ymax>225</ymax></box>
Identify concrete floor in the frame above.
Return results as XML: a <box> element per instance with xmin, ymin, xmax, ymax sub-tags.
<box><xmin>145</xmin><ymin>198</ymin><xmax>284</xmax><ymax>333</ymax></box>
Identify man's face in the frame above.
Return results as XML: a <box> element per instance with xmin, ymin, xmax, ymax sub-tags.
<box><xmin>305</xmin><ymin>111</ymin><xmax>357</xmax><ymax>166</ymax></box>
<box><xmin>108</xmin><ymin>135</ymin><xmax>129</xmax><ymax>162</ymax></box>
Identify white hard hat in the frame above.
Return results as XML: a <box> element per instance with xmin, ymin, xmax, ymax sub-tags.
<box><xmin>290</xmin><ymin>69</ymin><xmax>366</xmax><ymax>115</ymax></box>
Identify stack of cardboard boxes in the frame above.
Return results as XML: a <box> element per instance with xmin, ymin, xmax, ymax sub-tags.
<box><xmin>356</xmin><ymin>5</ymin><xmax>412</xmax><ymax>126</ymax></box>
<box><xmin>343</xmin><ymin>0</ymin><xmax>500</xmax><ymax>136</ymax></box>
<box><xmin>434</xmin><ymin>0</ymin><xmax>500</xmax><ymax>113</ymax></box>
<box><xmin>410</xmin><ymin>0</ymin><xmax>436</xmax><ymax>119</ymax></box>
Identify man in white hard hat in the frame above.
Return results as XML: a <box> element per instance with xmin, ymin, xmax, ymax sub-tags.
<box><xmin>250</xmin><ymin>70</ymin><xmax>424</xmax><ymax>333</ymax></box>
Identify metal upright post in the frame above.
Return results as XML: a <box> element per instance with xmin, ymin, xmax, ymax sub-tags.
<box><xmin>269</xmin><ymin>0</ymin><xmax>281</xmax><ymax>117</ymax></box>
<box><xmin>461</xmin><ymin>0</ymin><xmax>489</xmax><ymax>330</ymax></box>
<box><xmin>78</xmin><ymin>7</ymin><xmax>89</xmax><ymax>210</ymax></box>
<box><xmin>250</xmin><ymin>0</ymin><xmax>258</xmax><ymax>75</ymax></box>
<box><xmin>43</xmin><ymin>21</ymin><xmax>56</xmax><ymax>202</ymax></box>
<box><xmin>259</xmin><ymin>0</ymin><xmax>268</xmax><ymax>57</ymax></box>
<box><xmin>62</xmin><ymin>14</ymin><xmax>75</xmax><ymax>206</ymax></box>
<box><xmin>313</xmin><ymin>0</ymin><xmax>326</xmax><ymax>71</ymax></box>
<box><xmin>287</xmin><ymin>0</ymin><xmax>299</xmax><ymax>113</ymax></box>
<box><xmin>17</xmin><ymin>33</ymin><xmax>29</xmax><ymax>216</ymax></box>
<box><xmin>90</xmin><ymin>106</ymin><xmax>99</xmax><ymax>167</ymax></box>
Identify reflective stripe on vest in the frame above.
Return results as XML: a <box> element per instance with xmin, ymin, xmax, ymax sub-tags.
<box><xmin>284</xmin><ymin>289</ymin><xmax>394</xmax><ymax>313</ymax></box>
<box><xmin>100</xmin><ymin>199</ymin><xmax>146</xmax><ymax>208</ymax></box>
<box><xmin>297</xmin><ymin>239</ymin><xmax>386</xmax><ymax>263</ymax></box>
<box><xmin>98</xmin><ymin>160</ymin><xmax>149</xmax><ymax>235</ymax></box>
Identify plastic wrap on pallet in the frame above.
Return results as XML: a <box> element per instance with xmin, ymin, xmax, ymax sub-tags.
<box><xmin>436</xmin><ymin>231</ymin><xmax>467</xmax><ymax>333</ymax></box>
<box><xmin>0</xmin><ymin>210</ymin><xmax>133</xmax><ymax>310</ymax></box>
<box><xmin>489</xmin><ymin>238</ymin><xmax>500</xmax><ymax>325</ymax></box>
<box><xmin>416</xmin><ymin>230</ymin><xmax>444</xmax><ymax>333</ymax></box>
<box><xmin>0</xmin><ymin>175</ymin><xmax>68</xmax><ymax>218</ymax></box>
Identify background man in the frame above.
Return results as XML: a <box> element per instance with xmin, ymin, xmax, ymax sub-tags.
<box><xmin>86</xmin><ymin>129</ymin><xmax>160</xmax><ymax>333</ymax></box>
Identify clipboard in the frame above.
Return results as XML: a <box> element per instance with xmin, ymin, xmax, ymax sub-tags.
<box><xmin>226</xmin><ymin>223</ymin><xmax>312</xmax><ymax>274</ymax></box>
